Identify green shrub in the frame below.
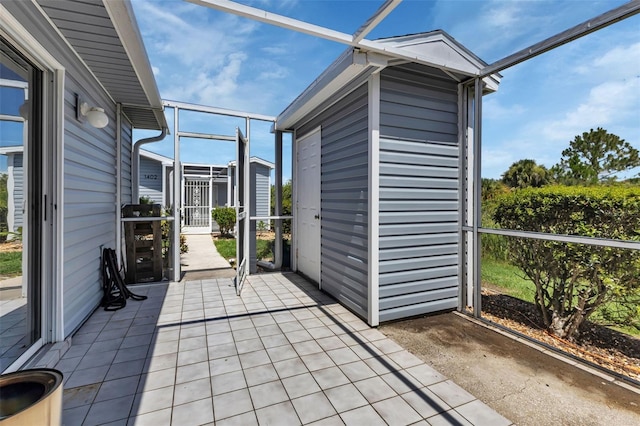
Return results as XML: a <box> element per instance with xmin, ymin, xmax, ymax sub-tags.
<box><xmin>494</xmin><ymin>185</ymin><xmax>640</xmax><ymax>340</ymax></box>
<box><xmin>212</xmin><ymin>207</ymin><xmax>236</xmax><ymax>237</ymax></box>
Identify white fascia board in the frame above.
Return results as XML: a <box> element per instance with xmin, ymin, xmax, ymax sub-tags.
<box><xmin>249</xmin><ymin>157</ymin><xmax>275</xmax><ymax>169</ymax></box>
<box><xmin>0</xmin><ymin>78</ymin><xmax>29</xmax><ymax>89</ymax></box>
<box><xmin>0</xmin><ymin>146</ymin><xmax>24</xmax><ymax>155</ymax></box>
<box><xmin>227</xmin><ymin>157</ymin><xmax>275</xmax><ymax>169</ymax></box>
<box><xmin>276</xmin><ymin>49</ymin><xmax>372</xmax><ymax>130</ymax></box>
<box><xmin>103</xmin><ymin>0</ymin><xmax>167</xmax><ymax>129</ymax></box>
<box><xmin>139</xmin><ymin>148</ymin><xmax>173</xmax><ymax>164</ymax></box>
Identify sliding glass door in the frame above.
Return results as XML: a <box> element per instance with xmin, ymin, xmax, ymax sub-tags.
<box><xmin>0</xmin><ymin>37</ymin><xmax>43</xmax><ymax>372</ymax></box>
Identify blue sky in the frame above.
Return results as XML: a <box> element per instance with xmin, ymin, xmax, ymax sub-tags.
<box><xmin>131</xmin><ymin>0</ymin><xmax>640</xmax><ymax>181</ymax></box>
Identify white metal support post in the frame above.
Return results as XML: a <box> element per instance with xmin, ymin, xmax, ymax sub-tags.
<box><xmin>274</xmin><ymin>131</ymin><xmax>283</xmax><ymax>268</ymax></box>
<box><xmin>172</xmin><ymin>107</ymin><xmax>181</xmax><ymax>281</ymax></box>
<box><xmin>456</xmin><ymin>83</ymin><xmax>467</xmax><ymax>311</ymax></box>
<box><xmin>464</xmin><ymin>84</ymin><xmax>475</xmax><ymax>311</ymax></box>
<box><xmin>244</xmin><ymin>118</ymin><xmax>251</xmax><ymax>279</ymax></box>
<box><xmin>367</xmin><ymin>72</ymin><xmax>380</xmax><ymax>327</ymax></box>
<box><xmin>472</xmin><ymin>78</ymin><xmax>483</xmax><ymax>318</ymax></box>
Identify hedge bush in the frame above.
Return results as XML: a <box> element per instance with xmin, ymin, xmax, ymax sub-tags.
<box><xmin>212</xmin><ymin>207</ymin><xmax>236</xmax><ymax>237</ymax></box>
<box><xmin>493</xmin><ymin>185</ymin><xmax>640</xmax><ymax>340</ymax></box>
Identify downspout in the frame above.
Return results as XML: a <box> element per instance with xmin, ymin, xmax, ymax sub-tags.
<box><xmin>132</xmin><ymin>128</ymin><xmax>168</xmax><ymax>203</ymax></box>
<box><xmin>116</xmin><ymin>103</ymin><xmax>122</xmax><ymax>261</ymax></box>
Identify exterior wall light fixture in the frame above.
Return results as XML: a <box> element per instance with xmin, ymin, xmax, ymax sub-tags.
<box><xmin>76</xmin><ymin>94</ymin><xmax>109</xmax><ymax>129</ymax></box>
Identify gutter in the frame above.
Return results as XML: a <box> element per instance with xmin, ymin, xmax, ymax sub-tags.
<box><xmin>132</xmin><ymin>128</ymin><xmax>168</xmax><ymax>203</ymax></box>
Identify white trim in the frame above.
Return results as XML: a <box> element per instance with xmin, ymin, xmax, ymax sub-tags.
<box><xmin>103</xmin><ymin>0</ymin><xmax>163</xmax><ymax>111</ymax></box>
<box><xmin>0</xmin><ymin>78</ymin><xmax>29</xmax><ymax>89</ymax></box>
<box><xmin>1</xmin><ymin>5</ymin><xmax>66</xmax><ymax>347</ymax></box>
<box><xmin>2</xmin><ymin>338</ymin><xmax>44</xmax><ymax>374</ymax></box>
<box><xmin>53</xmin><ymin>69</ymin><xmax>65</xmax><ymax>342</ymax></box>
<box><xmin>367</xmin><ymin>73</ymin><xmax>380</xmax><ymax>327</ymax></box>
<box><xmin>0</xmin><ymin>4</ymin><xmax>64</xmax><ymax>70</ymax></box>
<box><xmin>140</xmin><ymin>148</ymin><xmax>173</xmax><ymax>164</ymax></box>
<box><xmin>172</xmin><ymin>107</ymin><xmax>181</xmax><ymax>281</ymax></box>
<box><xmin>291</xmin><ymin>129</ymin><xmax>298</xmax><ymax>272</ymax></box>
<box><xmin>456</xmin><ymin>83</ymin><xmax>466</xmax><ymax>311</ymax></box>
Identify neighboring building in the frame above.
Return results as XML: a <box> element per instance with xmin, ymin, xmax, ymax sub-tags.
<box><xmin>138</xmin><ymin>150</ymin><xmax>273</xmax><ymax>235</ymax></box>
<box><xmin>0</xmin><ymin>147</ymin><xmax>24</xmax><ymax>239</ymax></box>
<box><xmin>1</xmin><ymin>0</ymin><xmax>166</xmax><ymax>372</ymax></box>
<box><xmin>275</xmin><ymin>31</ymin><xmax>500</xmax><ymax>326</ymax></box>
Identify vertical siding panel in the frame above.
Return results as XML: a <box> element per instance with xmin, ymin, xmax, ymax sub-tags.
<box><xmin>298</xmin><ymin>83</ymin><xmax>370</xmax><ymax>320</ymax></box>
<box><xmin>378</xmin><ymin>65</ymin><xmax>459</xmax><ymax>322</ymax></box>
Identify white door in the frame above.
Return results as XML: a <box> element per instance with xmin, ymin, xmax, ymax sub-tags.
<box><xmin>296</xmin><ymin>128</ymin><xmax>321</xmax><ymax>285</ymax></box>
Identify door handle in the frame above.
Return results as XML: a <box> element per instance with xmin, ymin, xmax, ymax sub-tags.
<box><xmin>314</xmin><ymin>214</ymin><xmax>320</xmax><ymax>220</ymax></box>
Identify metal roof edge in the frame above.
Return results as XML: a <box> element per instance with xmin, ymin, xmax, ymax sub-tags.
<box><xmin>228</xmin><ymin>157</ymin><xmax>275</xmax><ymax>169</ymax></box>
<box><xmin>103</xmin><ymin>0</ymin><xmax>167</xmax><ymax>130</ymax></box>
<box><xmin>140</xmin><ymin>148</ymin><xmax>173</xmax><ymax>164</ymax></box>
<box><xmin>275</xmin><ymin>31</ymin><xmax>502</xmax><ymax>130</ymax></box>
<box><xmin>275</xmin><ymin>47</ymin><xmax>373</xmax><ymax>131</ymax></box>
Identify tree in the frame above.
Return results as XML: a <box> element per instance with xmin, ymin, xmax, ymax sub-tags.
<box><xmin>270</xmin><ymin>179</ymin><xmax>292</xmax><ymax>234</ymax></box>
<box><xmin>552</xmin><ymin>128</ymin><xmax>640</xmax><ymax>185</ymax></box>
<box><xmin>501</xmin><ymin>159</ymin><xmax>551</xmax><ymax>189</ymax></box>
<box><xmin>481</xmin><ymin>178</ymin><xmax>509</xmax><ymax>203</ymax></box>
<box><xmin>494</xmin><ymin>186</ymin><xmax>640</xmax><ymax>340</ymax></box>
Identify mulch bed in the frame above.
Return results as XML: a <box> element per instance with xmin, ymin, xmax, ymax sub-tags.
<box><xmin>0</xmin><ymin>241</ymin><xmax>22</xmax><ymax>253</ymax></box>
<box><xmin>481</xmin><ymin>289</ymin><xmax>640</xmax><ymax>381</ymax></box>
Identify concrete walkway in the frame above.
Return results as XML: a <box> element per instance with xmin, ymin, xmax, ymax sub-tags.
<box><xmin>181</xmin><ymin>234</ymin><xmax>235</xmax><ymax>281</ymax></box>
<box><xmin>57</xmin><ymin>273</ymin><xmax>512</xmax><ymax>425</ymax></box>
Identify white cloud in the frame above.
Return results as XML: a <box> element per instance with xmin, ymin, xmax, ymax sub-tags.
<box><xmin>542</xmin><ymin>77</ymin><xmax>639</xmax><ymax>142</ymax></box>
<box><xmin>151</xmin><ymin>66</ymin><xmax>160</xmax><ymax>76</ymax></box>
<box><xmin>483</xmin><ymin>96</ymin><xmax>526</xmax><ymax>120</ymax></box>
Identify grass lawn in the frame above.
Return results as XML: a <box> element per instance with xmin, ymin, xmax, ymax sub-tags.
<box><xmin>481</xmin><ymin>256</ymin><xmax>639</xmax><ymax>337</ymax></box>
<box><xmin>213</xmin><ymin>238</ymin><xmax>273</xmax><ymax>260</ymax></box>
<box><xmin>214</xmin><ymin>238</ymin><xmax>236</xmax><ymax>259</ymax></box>
<box><xmin>481</xmin><ymin>257</ymin><xmax>535</xmax><ymax>303</ymax></box>
<box><xmin>0</xmin><ymin>251</ymin><xmax>22</xmax><ymax>277</ymax></box>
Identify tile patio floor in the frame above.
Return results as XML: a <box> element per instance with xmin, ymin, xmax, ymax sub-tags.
<box><xmin>56</xmin><ymin>272</ymin><xmax>512</xmax><ymax>426</ymax></box>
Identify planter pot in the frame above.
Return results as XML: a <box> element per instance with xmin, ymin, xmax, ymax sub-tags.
<box><xmin>0</xmin><ymin>369</ymin><xmax>63</xmax><ymax>426</ymax></box>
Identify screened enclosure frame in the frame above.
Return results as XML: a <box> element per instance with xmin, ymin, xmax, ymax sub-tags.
<box><xmin>163</xmin><ymin>100</ymin><xmax>290</xmax><ymax>281</ymax></box>
<box><xmin>183</xmin><ymin>0</ymin><xmax>640</xmax><ymax>316</ymax></box>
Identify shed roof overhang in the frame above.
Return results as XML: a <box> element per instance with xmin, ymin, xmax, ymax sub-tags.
<box><xmin>275</xmin><ymin>30</ymin><xmax>500</xmax><ymax>131</ymax></box>
<box><xmin>37</xmin><ymin>0</ymin><xmax>166</xmax><ymax>130</ymax></box>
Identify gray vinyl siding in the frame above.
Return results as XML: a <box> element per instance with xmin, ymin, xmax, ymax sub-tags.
<box><xmin>254</xmin><ymin>164</ymin><xmax>270</xmax><ymax>221</ymax></box>
<box><xmin>139</xmin><ymin>157</ymin><xmax>163</xmax><ymax>205</ymax></box>
<box><xmin>63</xmin><ymin>78</ymin><xmax>118</xmax><ymax>337</ymax></box>
<box><xmin>378</xmin><ymin>64</ymin><xmax>459</xmax><ymax>322</ymax></box>
<box><xmin>4</xmin><ymin>1</ymin><xmax>121</xmax><ymax>337</ymax></box>
<box><xmin>299</xmin><ymin>83</ymin><xmax>369</xmax><ymax>320</ymax></box>
<box><xmin>121</xmin><ymin>117</ymin><xmax>133</xmax><ymax>205</ymax></box>
<box><xmin>9</xmin><ymin>153</ymin><xmax>24</xmax><ymax>233</ymax></box>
